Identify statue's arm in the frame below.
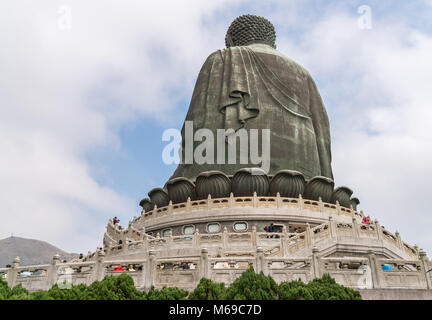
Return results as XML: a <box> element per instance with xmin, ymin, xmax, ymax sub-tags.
<box><xmin>307</xmin><ymin>76</ymin><xmax>334</xmax><ymax>180</ymax></box>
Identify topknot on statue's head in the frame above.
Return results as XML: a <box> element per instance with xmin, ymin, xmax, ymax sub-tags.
<box><xmin>225</xmin><ymin>14</ymin><xmax>276</xmax><ymax>48</ymax></box>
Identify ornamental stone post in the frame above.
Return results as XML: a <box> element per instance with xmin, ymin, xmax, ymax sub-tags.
<box><xmin>94</xmin><ymin>250</ymin><xmax>105</xmax><ymax>282</ymax></box>
<box><xmin>207</xmin><ymin>194</ymin><xmax>212</xmax><ymax>211</ymax></box>
<box><xmin>311</xmin><ymin>247</ymin><xmax>321</xmax><ymax>279</ymax></box>
<box><xmin>318</xmin><ymin>196</ymin><xmax>324</xmax><ymax>212</ymax></box>
<box><xmin>305</xmin><ymin>222</ymin><xmax>312</xmax><ymax>247</ymax></box>
<box><xmin>395</xmin><ymin>231</ymin><xmax>403</xmax><ymax>250</ymax></box>
<box><xmin>419</xmin><ymin>250</ymin><xmax>431</xmax><ymax>289</ymax></box>
<box><xmin>256</xmin><ymin>247</ymin><xmax>265</xmax><ymax>274</ymax></box>
<box><xmin>168</xmin><ymin>200</ymin><xmax>173</xmax><ymax>215</ymax></box>
<box><xmin>145</xmin><ymin>250</ymin><xmax>156</xmax><ymax>290</ymax></box>
<box><xmin>229</xmin><ymin>192</ymin><xmax>235</xmax><ymax>208</ymax></box>
<box><xmin>352</xmin><ymin>218</ymin><xmax>360</xmax><ymax>238</ymax></box>
<box><xmin>367</xmin><ymin>250</ymin><xmax>381</xmax><ymax>289</ymax></box>
<box><xmin>7</xmin><ymin>256</ymin><xmax>20</xmax><ymax>287</ymax></box>
<box><xmin>253</xmin><ymin>191</ymin><xmax>258</xmax><ymax>208</ymax></box>
<box><xmin>276</xmin><ymin>192</ymin><xmax>281</xmax><ymax>208</ymax></box>
<box><xmin>336</xmin><ymin>200</ymin><xmax>341</xmax><ymax>215</ymax></box>
<box><xmin>375</xmin><ymin>220</ymin><xmax>382</xmax><ymax>240</ymax></box>
<box><xmin>281</xmin><ymin>225</ymin><xmax>288</xmax><ymax>257</ymax></box>
<box><xmin>222</xmin><ymin>227</ymin><xmax>228</xmax><ymax>250</ymax></box>
<box><xmin>48</xmin><ymin>254</ymin><xmax>61</xmax><ymax>287</ymax></box>
<box><xmin>251</xmin><ymin>225</ymin><xmax>257</xmax><ymax>247</ymax></box>
<box><xmin>186</xmin><ymin>197</ymin><xmax>192</xmax><ymax>212</ymax></box>
<box><xmin>329</xmin><ymin>216</ymin><xmax>337</xmax><ymax>238</ymax></box>
<box><xmin>200</xmin><ymin>248</ymin><xmax>209</xmax><ymax>279</ymax></box>
<box><xmin>193</xmin><ymin>229</ymin><xmax>200</xmax><ymax>248</ymax></box>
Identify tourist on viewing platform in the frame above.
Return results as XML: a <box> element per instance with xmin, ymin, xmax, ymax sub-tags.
<box><xmin>182</xmin><ymin>263</ymin><xmax>190</xmax><ymax>270</ymax></box>
<box><xmin>79</xmin><ymin>253</ymin><xmax>83</xmax><ymax>260</ymax></box>
<box><xmin>361</xmin><ymin>216</ymin><xmax>372</xmax><ymax>229</ymax></box>
<box><xmin>113</xmin><ymin>265</ymin><xmax>124</xmax><ymax>272</ymax></box>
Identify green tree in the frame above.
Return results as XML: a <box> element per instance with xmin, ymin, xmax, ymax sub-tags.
<box><xmin>146</xmin><ymin>285</ymin><xmax>188</xmax><ymax>300</ymax></box>
<box><xmin>278</xmin><ymin>279</ymin><xmax>313</xmax><ymax>300</ymax></box>
<box><xmin>305</xmin><ymin>274</ymin><xmax>362</xmax><ymax>300</ymax></box>
<box><xmin>83</xmin><ymin>274</ymin><xmax>145</xmax><ymax>300</ymax></box>
<box><xmin>224</xmin><ymin>267</ymin><xmax>278</xmax><ymax>300</ymax></box>
<box><xmin>189</xmin><ymin>277</ymin><xmax>226</xmax><ymax>300</ymax></box>
<box><xmin>0</xmin><ymin>277</ymin><xmax>30</xmax><ymax>300</ymax></box>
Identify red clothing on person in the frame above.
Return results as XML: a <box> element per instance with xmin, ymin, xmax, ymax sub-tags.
<box><xmin>113</xmin><ymin>265</ymin><xmax>124</xmax><ymax>272</ymax></box>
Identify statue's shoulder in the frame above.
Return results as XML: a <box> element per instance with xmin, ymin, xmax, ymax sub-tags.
<box><xmin>247</xmin><ymin>43</ymin><xmax>312</xmax><ymax>79</ymax></box>
<box><xmin>203</xmin><ymin>49</ymin><xmax>226</xmax><ymax>62</ymax></box>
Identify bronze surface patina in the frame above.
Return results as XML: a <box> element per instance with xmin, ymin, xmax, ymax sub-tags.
<box><xmin>171</xmin><ymin>14</ymin><xmax>333</xmax><ymax>181</ymax></box>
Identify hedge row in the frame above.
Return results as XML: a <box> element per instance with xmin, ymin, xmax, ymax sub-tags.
<box><xmin>0</xmin><ymin>267</ymin><xmax>361</xmax><ymax>300</ymax></box>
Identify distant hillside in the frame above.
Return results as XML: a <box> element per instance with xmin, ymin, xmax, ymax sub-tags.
<box><xmin>0</xmin><ymin>236</ymin><xmax>79</xmax><ymax>267</ymax></box>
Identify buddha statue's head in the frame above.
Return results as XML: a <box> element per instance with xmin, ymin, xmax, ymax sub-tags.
<box><xmin>225</xmin><ymin>14</ymin><xmax>277</xmax><ymax>49</ymax></box>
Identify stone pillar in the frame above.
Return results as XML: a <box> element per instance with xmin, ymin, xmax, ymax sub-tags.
<box><xmin>367</xmin><ymin>250</ymin><xmax>381</xmax><ymax>289</ymax></box>
<box><xmin>145</xmin><ymin>250</ymin><xmax>156</xmax><ymax>290</ymax></box>
<box><xmin>256</xmin><ymin>247</ymin><xmax>265</xmax><ymax>273</ymax></box>
<box><xmin>311</xmin><ymin>247</ymin><xmax>321</xmax><ymax>279</ymax></box>
<box><xmin>200</xmin><ymin>248</ymin><xmax>209</xmax><ymax>279</ymax></box>
<box><xmin>7</xmin><ymin>256</ymin><xmax>20</xmax><ymax>288</ymax></box>
<box><xmin>335</xmin><ymin>200</ymin><xmax>341</xmax><ymax>215</ymax></box>
<box><xmin>48</xmin><ymin>254</ymin><xmax>61</xmax><ymax>287</ymax></box>
<box><xmin>167</xmin><ymin>230</ymin><xmax>173</xmax><ymax>245</ymax></box>
<box><xmin>298</xmin><ymin>194</ymin><xmax>303</xmax><ymax>210</ymax></box>
<box><xmin>139</xmin><ymin>227</ymin><xmax>146</xmax><ymax>240</ymax></box>
<box><xmin>222</xmin><ymin>227</ymin><xmax>228</xmax><ymax>250</ymax></box>
<box><xmin>251</xmin><ymin>225</ymin><xmax>257</xmax><ymax>247</ymax></box>
<box><xmin>105</xmin><ymin>244</ymin><xmax>113</xmax><ymax>258</ymax></box>
<box><xmin>419</xmin><ymin>250</ymin><xmax>431</xmax><ymax>289</ymax></box>
<box><xmin>329</xmin><ymin>216</ymin><xmax>337</xmax><ymax>238</ymax></box>
<box><xmin>276</xmin><ymin>192</ymin><xmax>281</xmax><ymax>208</ymax></box>
<box><xmin>305</xmin><ymin>223</ymin><xmax>312</xmax><ymax>247</ymax></box>
<box><xmin>318</xmin><ymin>196</ymin><xmax>324</xmax><ymax>212</ymax></box>
<box><xmin>352</xmin><ymin>218</ymin><xmax>360</xmax><ymax>238</ymax></box>
<box><xmin>207</xmin><ymin>194</ymin><xmax>212</xmax><ymax>211</ymax></box>
<box><xmin>375</xmin><ymin>220</ymin><xmax>382</xmax><ymax>240</ymax></box>
<box><xmin>253</xmin><ymin>192</ymin><xmax>258</xmax><ymax>208</ymax></box>
<box><xmin>229</xmin><ymin>192</ymin><xmax>234</xmax><ymax>208</ymax></box>
<box><xmin>395</xmin><ymin>231</ymin><xmax>403</xmax><ymax>249</ymax></box>
<box><xmin>194</xmin><ymin>229</ymin><xmax>200</xmax><ymax>248</ymax></box>
<box><xmin>281</xmin><ymin>226</ymin><xmax>288</xmax><ymax>257</ymax></box>
<box><xmin>168</xmin><ymin>200</ymin><xmax>173</xmax><ymax>215</ymax></box>
<box><xmin>94</xmin><ymin>250</ymin><xmax>106</xmax><ymax>282</ymax></box>
<box><xmin>186</xmin><ymin>197</ymin><xmax>192</xmax><ymax>212</ymax></box>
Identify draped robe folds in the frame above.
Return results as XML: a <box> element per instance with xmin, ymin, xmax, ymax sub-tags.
<box><xmin>170</xmin><ymin>43</ymin><xmax>333</xmax><ymax>181</ymax></box>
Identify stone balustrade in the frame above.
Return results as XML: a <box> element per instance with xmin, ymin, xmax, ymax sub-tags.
<box><xmin>2</xmin><ymin>247</ymin><xmax>430</xmax><ymax>293</ymax></box>
<box><xmin>137</xmin><ymin>193</ymin><xmax>364</xmax><ymax>224</ymax></box>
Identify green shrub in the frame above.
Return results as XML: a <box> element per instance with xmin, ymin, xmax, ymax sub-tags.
<box><xmin>146</xmin><ymin>285</ymin><xmax>188</xmax><ymax>300</ymax></box>
<box><xmin>224</xmin><ymin>267</ymin><xmax>278</xmax><ymax>300</ymax></box>
<box><xmin>278</xmin><ymin>279</ymin><xmax>313</xmax><ymax>300</ymax></box>
<box><xmin>306</xmin><ymin>274</ymin><xmax>362</xmax><ymax>300</ymax></box>
<box><xmin>189</xmin><ymin>277</ymin><xmax>226</xmax><ymax>300</ymax></box>
<box><xmin>0</xmin><ymin>270</ymin><xmax>362</xmax><ymax>300</ymax></box>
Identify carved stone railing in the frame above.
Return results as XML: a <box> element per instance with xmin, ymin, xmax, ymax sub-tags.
<box><xmin>137</xmin><ymin>193</ymin><xmax>363</xmax><ymax>224</ymax></box>
<box><xmin>2</xmin><ymin>247</ymin><xmax>431</xmax><ymax>292</ymax></box>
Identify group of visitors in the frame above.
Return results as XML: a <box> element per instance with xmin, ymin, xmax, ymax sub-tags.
<box><xmin>112</xmin><ymin>264</ymin><xmax>137</xmax><ymax>272</ymax></box>
<box><xmin>113</xmin><ymin>217</ymin><xmax>123</xmax><ymax>230</ymax></box>
<box><xmin>361</xmin><ymin>216</ymin><xmax>372</xmax><ymax>229</ymax></box>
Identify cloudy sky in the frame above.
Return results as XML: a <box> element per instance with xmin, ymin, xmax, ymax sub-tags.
<box><xmin>1</xmin><ymin>0</ymin><xmax>432</xmax><ymax>256</ymax></box>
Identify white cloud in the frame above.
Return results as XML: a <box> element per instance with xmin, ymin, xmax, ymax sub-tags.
<box><xmin>1</xmin><ymin>0</ymin><xmax>432</xmax><ymax>258</ymax></box>
<box><xmin>0</xmin><ymin>0</ymin><xmax>241</xmax><ymax>253</ymax></box>
<box><xmin>277</xmin><ymin>11</ymin><xmax>432</xmax><ymax>254</ymax></box>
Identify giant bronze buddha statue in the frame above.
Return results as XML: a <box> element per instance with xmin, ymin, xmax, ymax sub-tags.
<box><xmin>170</xmin><ymin>14</ymin><xmax>333</xmax><ymax>181</ymax></box>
